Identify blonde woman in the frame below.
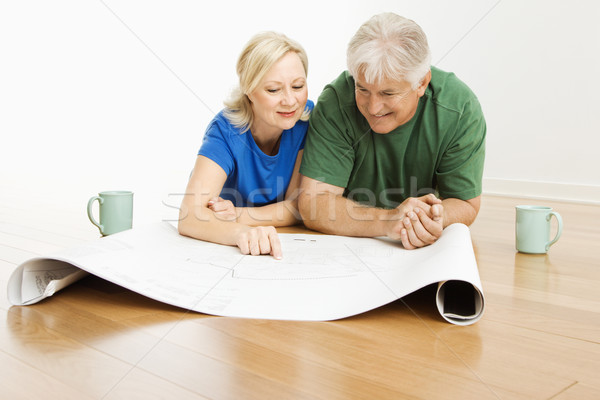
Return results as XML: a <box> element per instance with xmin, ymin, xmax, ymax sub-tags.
<box><xmin>178</xmin><ymin>32</ymin><xmax>312</xmax><ymax>259</ymax></box>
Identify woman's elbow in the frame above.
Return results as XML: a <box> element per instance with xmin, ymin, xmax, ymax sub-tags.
<box><xmin>177</xmin><ymin>204</ymin><xmax>199</xmax><ymax>237</ymax></box>
<box><xmin>177</xmin><ymin>216</ymin><xmax>192</xmax><ymax>237</ymax></box>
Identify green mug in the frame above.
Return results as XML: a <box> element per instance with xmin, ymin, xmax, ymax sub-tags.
<box><xmin>515</xmin><ymin>205</ymin><xmax>563</xmax><ymax>254</ymax></box>
<box><xmin>87</xmin><ymin>191</ymin><xmax>133</xmax><ymax>236</ymax></box>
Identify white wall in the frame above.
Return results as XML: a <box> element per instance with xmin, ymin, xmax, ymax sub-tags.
<box><xmin>1</xmin><ymin>0</ymin><xmax>599</xmax><ymax>229</ymax></box>
<box><xmin>434</xmin><ymin>0</ymin><xmax>600</xmax><ymax>203</ymax></box>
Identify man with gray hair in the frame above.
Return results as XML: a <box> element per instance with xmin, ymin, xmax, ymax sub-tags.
<box><xmin>298</xmin><ymin>12</ymin><xmax>485</xmax><ymax>249</ymax></box>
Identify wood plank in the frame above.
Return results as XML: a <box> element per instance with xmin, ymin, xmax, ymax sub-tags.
<box><xmin>429</xmin><ymin>318</ymin><xmax>600</xmax><ymax>398</ymax></box>
<box><xmin>102</xmin><ymin>367</ymin><xmax>209</xmax><ymax>400</ymax></box>
<box><xmin>0</xmin><ymin>308</ymin><xmax>133</xmax><ymax>398</ymax></box>
<box><xmin>0</xmin><ymin>350</ymin><xmax>94</xmax><ymax>400</ymax></box>
<box><xmin>5</xmin><ymin>276</ymin><xmax>209</xmax><ymax>366</ymax></box>
<box><xmin>0</xmin><ymin>243</ymin><xmax>39</xmax><ymax>265</ymax></box>
<box><xmin>0</xmin><ymin>201</ymin><xmax>98</xmax><ymax>241</ymax></box>
<box><xmin>0</xmin><ymin>221</ymin><xmax>88</xmax><ymax>248</ymax></box>
<box><xmin>10</xmin><ymin>296</ymin><xmax>176</xmax><ymax>366</ymax></box>
<box><xmin>137</xmin><ymin>339</ymin><xmax>320</xmax><ymax>400</ymax></box>
<box><xmin>0</xmin><ymin>231</ymin><xmax>63</xmax><ymax>256</ymax></box>
<box><xmin>0</xmin><ymin>259</ymin><xmax>17</xmax><ymax>311</ymax></box>
<box><xmin>187</xmin><ymin>309</ymin><xmax>504</xmax><ymax>399</ymax></box>
<box><xmin>51</xmin><ymin>275</ymin><xmax>185</xmax><ymax>322</ymax></box>
<box><xmin>550</xmin><ymin>381</ymin><xmax>600</xmax><ymax>400</ymax></box>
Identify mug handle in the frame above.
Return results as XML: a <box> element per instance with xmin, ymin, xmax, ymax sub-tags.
<box><xmin>87</xmin><ymin>196</ymin><xmax>105</xmax><ymax>235</ymax></box>
<box><xmin>545</xmin><ymin>211</ymin><xmax>563</xmax><ymax>251</ymax></box>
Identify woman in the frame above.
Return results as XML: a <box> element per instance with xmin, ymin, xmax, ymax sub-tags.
<box><xmin>178</xmin><ymin>32</ymin><xmax>313</xmax><ymax>259</ymax></box>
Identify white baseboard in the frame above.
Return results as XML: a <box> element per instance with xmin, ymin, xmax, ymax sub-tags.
<box><xmin>482</xmin><ymin>178</ymin><xmax>600</xmax><ymax>205</ymax></box>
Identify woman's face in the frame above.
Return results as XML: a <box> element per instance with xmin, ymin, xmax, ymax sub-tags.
<box><xmin>248</xmin><ymin>51</ymin><xmax>308</xmax><ymax>137</ymax></box>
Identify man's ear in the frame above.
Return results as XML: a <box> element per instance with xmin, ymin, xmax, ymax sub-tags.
<box><xmin>417</xmin><ymin>70</ymin><xmax>431</xmax><ymax>97</ymax></box>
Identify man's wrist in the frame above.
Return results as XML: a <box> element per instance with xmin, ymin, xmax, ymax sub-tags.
<box><xmin>376</xmin><ymin>207</ymin><xmax>401</xmax><ymax>221</ymax></box>
<box><xmin>372</xmin><ymin>207</ymin><xmax>400</xmax><ymax>237</ymax></box>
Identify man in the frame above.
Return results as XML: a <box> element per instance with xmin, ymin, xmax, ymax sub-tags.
<box><xmin>298</xmin><ymin>12</ymin><xmax>486</xmax><ymax>249</ymax></box>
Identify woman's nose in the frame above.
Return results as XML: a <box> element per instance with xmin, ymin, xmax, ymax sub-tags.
<box><xmin>281</xmin><ymin>88</ymin><xmax>296</xmax><ymax>106</ymax></box>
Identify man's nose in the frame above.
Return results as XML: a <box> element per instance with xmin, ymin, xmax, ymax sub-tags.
<box><xmin>367</xmin><ymin>95</ymin><xmax>384</xmax><ymax>115</ymax></box>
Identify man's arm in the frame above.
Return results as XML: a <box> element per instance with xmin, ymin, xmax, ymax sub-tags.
<box><xmin>298</xmin><ymin>176</ymin><xmax>391</xmax><ymax>236</ymax></box>
<box><xmin>442</xmin><ymin>196</ymin><xmax>481</xmax><ymax>227</ymax></box>
<box><xmin>298</xmin><ymin>175</ymin><xmax>442</xmax><ymax>239</ymax></box>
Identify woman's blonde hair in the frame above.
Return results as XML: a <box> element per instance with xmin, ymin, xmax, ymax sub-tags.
<box><xmin>347</xmin><ymin>13</ymin><xmax>431</xmax><ymax>89</ymax></box>
<box><xmin>224</xmin><ymin>31</ymin><xmax>310</xmax><ymax>133</ymax></box>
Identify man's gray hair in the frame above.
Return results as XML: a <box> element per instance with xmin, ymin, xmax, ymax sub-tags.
<box><xmin>347</xmin><ymin>13</ymin><xmax>431</xmax><ymax>89</ymax></box>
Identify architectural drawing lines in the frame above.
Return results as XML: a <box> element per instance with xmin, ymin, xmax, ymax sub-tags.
<box><xmin>345</xmin><ymin>244</ymin><xmax>399</xmax><ymax>299</ymax></box>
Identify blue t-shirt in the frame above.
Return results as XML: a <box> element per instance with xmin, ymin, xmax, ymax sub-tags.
<box><xmin>198</xmin><ymin>100</ymin><xmax>313</xmax><ymax>207</ymax></box>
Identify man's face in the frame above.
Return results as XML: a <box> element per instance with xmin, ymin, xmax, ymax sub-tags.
<box><xmin>354</xmin><ymin>71</ymin><xmax>430</xmax><ymax>134</ymax></box>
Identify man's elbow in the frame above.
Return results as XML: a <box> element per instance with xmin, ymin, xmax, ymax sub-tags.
<box><xmin>464</xmin><ymin>210</ymin><xmax>478</xmax><ymax>226</ymax></box>
<box><xmin>466</xmin><ymin>196</ymin><xmax>481</xmax><ymax>226</ymax></box>
<box><xmin>298</xmin><ymin>190</ymin><xmax>331</xmax><ymax>232</ymax></box>
<box><xmin>441</xmin><ymin>196</ymin><xmax>481</xmax><ymax>227</ymax></box>
<box><xmin>297</xmin><ymin>191</ymin><xmax>317</xmax><ymax>230</ymax></box>
<box><xmin>460</xmin><ymin>197</ymin><xmax>481</xmax><ymax>226</ymax></box>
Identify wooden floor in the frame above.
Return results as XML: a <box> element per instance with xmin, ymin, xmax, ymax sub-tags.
<box><xmin>0</xmin><ymin>194</ymin><xmax>599</xmax><ymax>399</ymax></box>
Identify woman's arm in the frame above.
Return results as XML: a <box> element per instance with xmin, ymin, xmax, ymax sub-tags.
<box><xmin>210</xmin><ymin>150</ymin><xmax>304</xmax><ymax>227</ymax></box>
<box><xmin>178</xmin><ymin>155</ymin><xmax>282</xmax><ymax>258</ymax></box>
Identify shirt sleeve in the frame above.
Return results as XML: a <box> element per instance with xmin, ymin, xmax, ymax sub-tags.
<box><xmin>299</xmin><ymin>89</ymin><xmax>356</xmax><ymax>188</ymax></box>
<box><xmin>296</xmin><ymin>99</ymin><xmax>314</xmax><ymax>151</ymax></box>
<box><xmin>436</xmin><ymin>98</ymin><xmax>486</xmax><ymax>200</ymax></box>
<box><xmin>198</xmin><ymin>116</ymin><xmax>235</xmax><ymax>176</ymax></box>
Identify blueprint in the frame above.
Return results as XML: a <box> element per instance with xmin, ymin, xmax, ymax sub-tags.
<box><xmin>7</xmin><ymin>222</ymin><xmax>484</xmax><ymax>325</ymax></box>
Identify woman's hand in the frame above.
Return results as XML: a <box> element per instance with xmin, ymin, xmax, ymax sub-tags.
<box><xmin>208</xmin><ymin>197</ymin><xmax>283</xmax><ymax>258</ymax></box>
<box><xmin>208</xmin><ymin>197</ymin><xmax>237</xmax><ymax>221</ymax></box>
<box><xmin>235</xmin><ymin>226</ymin><xmax>282</xmax><ymax>259</ymax></box>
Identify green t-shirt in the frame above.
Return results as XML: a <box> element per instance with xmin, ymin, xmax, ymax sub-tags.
<box><xmin>300</xmin><ymin>66</ymin><xmax>486</xmax><ymax>209</ymax></box>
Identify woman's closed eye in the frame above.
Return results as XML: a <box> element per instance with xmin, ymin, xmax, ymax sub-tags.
<box><xmin>266</xmin><ymin>84</ymin><xmax>305</xmax><ymax>94</ymax></box>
